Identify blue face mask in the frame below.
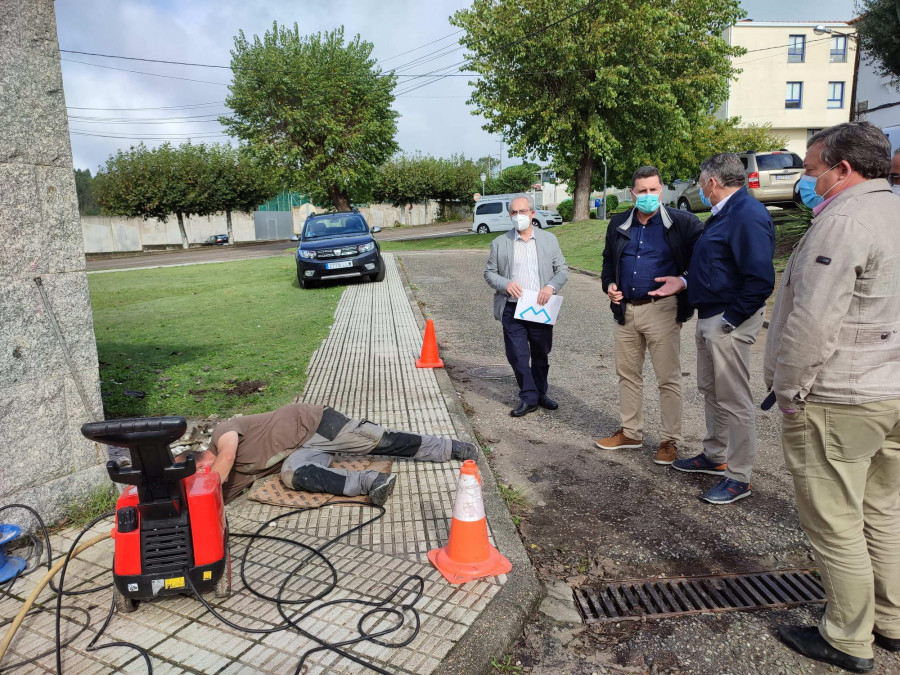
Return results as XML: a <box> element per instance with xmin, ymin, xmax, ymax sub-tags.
<box><xmin>634</xmin><ymin>193</ymin><xmax>660</xmax><ymax>214</ymax></box>
<box><xmin>699</xmin><ymin>186</ymin><xmax>712</xmax><ymax>209</ymax></box>
<box><xmin>797</xmin><ymin>175</ymin><xmax>824</xmax><ymax>209</ymax></box>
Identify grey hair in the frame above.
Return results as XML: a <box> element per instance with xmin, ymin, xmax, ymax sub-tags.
<box><xmin>807</xmin><ymin>122</ymin><xmax>891</xmax><ymax>179</ymax></box>
<box><xmin>631</xmin><ymin>165</ymin><xmax>662</xmax><ymax>187</ymax></box>
<box><xmin>700</xmin><ymin>153</ymin><xmax>746</xmax><ymax>188</ymax></box>
<box><xmin>509</xmin><ymin>194</ymin><xmax>535</xmax><ymax>212</ymax></box>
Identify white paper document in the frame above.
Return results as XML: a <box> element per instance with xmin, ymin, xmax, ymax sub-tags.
<box><xmin>514</xmin><ymin>289</ymin><xmax>563</xmax><ymax>326</ymax></box>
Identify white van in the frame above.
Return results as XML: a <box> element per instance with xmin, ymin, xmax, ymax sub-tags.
<box><xmin>472</xmin><ymin>194</ymin><xmax>563</xmax><ymax>234</ymax></box>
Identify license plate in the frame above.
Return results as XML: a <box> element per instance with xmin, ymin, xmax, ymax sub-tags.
<box><xmin>326</xmin><ymin>261</ymin><xmax>353</xmax><ymax>270</ymax></box>
<box><xmin>774</xmin><ymin>174</ymin><xmax>794</xmax><ymax>181</ymax></box>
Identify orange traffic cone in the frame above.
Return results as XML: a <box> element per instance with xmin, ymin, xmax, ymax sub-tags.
<box><xmin>415</xmin><ymin>319</ymin><xmax>444</xmax><ymax>368</ymax></box>
<box><xmin>427</xmin><ymin>460</ymin><xmax>512</xmax><ymax>584</ymax></box>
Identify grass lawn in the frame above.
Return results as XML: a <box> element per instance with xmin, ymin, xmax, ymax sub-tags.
<box><xmin>89</xmin><ymin>255</ymin><xmax>342</xmax><ymax>419</ymax></box>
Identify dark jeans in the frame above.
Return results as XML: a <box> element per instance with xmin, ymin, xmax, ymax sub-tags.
<box><xmin>502</xmin><ymin>301</ymin><xmax>554</xmax><ymax>405</ymax></box>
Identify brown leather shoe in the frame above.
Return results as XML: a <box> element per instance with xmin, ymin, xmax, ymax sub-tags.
<box><xmin>595</xmin><ymin>429</ymin><xmax>642</xmax><ymax>450</ymax></box>
<box><xmin>654</xmin><ymin>441</ymin><xmax>677</xmax><ymax>465</ymax></box>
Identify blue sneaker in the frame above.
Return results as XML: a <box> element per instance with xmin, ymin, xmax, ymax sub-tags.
<box><xmin>671</xmin><ymin>453</ymin><xmax>726</xmax><ymax>476</ymax></box>
<box><xmin>701</xmin><ymin>478</ymin><xmax>752</xmax><ymax>505</ymax></box>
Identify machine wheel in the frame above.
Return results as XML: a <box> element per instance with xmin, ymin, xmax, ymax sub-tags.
<box><xmin>114</xmin><ymin>587</ymin><xmax>139</xmax><ymax>614</ymax></box>
<box><xmin>677</xmin><ymin>198</ymin><xmax>692</xmax><ymax>212</ymax></box>
<box><xmin>532</xmin><ymin>219</ymin><xmax>542</xmax><ymax>229</ymax></box>
<box><xmin>215</xmin><ymin>544</ymin><xmax>232</xmax><ymax>599</ymax></box>
<box><xmin>476</xmin><ymin>224</ymin><xmax>489</xmax><ymax>234</ymax></box>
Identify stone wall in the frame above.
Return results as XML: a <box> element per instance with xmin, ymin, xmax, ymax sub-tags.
<box><xmin>0</xmin><ymin>0</ymin><xmax>107</xmax><ymax>522</ymax></box>
<box><xmin>81</xmin><ymin>211</ymin><xmax>258</xmax><ymax>253</ymax></box>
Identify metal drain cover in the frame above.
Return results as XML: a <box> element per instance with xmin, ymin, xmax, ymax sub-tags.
<box><xmin>574</xmin><ymin>569</ymin><xmax>825</xmax><ymax>623</ymax></box>
<box><xmin>468</xmin><ymin>365</ymin><xmax>515</xmax><ymax>379</ymax></box>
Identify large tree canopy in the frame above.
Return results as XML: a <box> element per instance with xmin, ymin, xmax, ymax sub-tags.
<box><xmin>451</xmin><ymin>0</ymin><xmax>745</xmax><ymax>220</ymax></box>
<box><xmin>222</xmin><ymin>23</ymin><xmax>398</xmax><ymax>212</ymax></box>
<box><xmin>855</xmin><ymin>0</ymin><xmax>900</xmax><ymax>83</ymax></box>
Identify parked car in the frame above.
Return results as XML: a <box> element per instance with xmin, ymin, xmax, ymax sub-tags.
<box><xmin>676</xmin><ymin>150</ymin><xmax>804</xmax><ymax>212</ymax></box>
<box><xmin>295</xmin><ymin>212</ymin><xmax>383</xmax><ymax>289</ymax></box>
<box><xmin>202</xmin><ymin>234</ymin><xmax>229</xmax><ymax>245</ymax></box>
<box><xmin>662</xmin><ymin>179</ymin><xmax>693</xmax><ymax>207</ymax></box>
<box><xmin>471</xmin><ymin>194</ymin><xmax>563</xmax><ymax>233</ymax></box>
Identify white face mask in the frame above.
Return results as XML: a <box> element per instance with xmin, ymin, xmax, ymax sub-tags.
<box><xmin>514</xmin><ymin>213</ymin><xmax>531</xmax><ymax>231</ymax></box>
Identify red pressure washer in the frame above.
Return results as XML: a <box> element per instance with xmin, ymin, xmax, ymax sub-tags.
<box><xmin>81</xmin><ymin>417</ymin><xmax>231</xmax><ymax>612</ymax></box>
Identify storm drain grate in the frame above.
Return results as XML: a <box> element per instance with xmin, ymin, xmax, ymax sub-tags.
<box><xmin>574</xmin><ymin>569</ymin><xmax>825</xmax><ymax>623</ymax></box>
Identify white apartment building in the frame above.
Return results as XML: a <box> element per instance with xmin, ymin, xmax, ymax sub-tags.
<box><xmin>717</xmin><ymin>20</ymin><xmax>858</xmax><ymax>155</ymax></box>
<box><xmin>854</xmin><ymin>55</ymin><xmax>900</xmax><ymax>152</ymax></box>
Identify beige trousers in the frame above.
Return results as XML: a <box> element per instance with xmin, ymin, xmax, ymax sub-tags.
<box><xmin>782</xmin><ymin>399</ymin><xmax>900</xmax><ymax>660</ymax></box>
<box><xmin>615</xmin><ymin>296</ymin><xmax>682</xmax><ymax>443</ymax></box>
<box><xmin>695</xmin><ymin>309</ymin><xmax>765</xmax><ymax>483</ymax></box>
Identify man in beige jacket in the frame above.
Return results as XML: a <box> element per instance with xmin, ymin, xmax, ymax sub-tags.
<box><xmin>764</xmin><ymin>121</ymin><xmax>900</xmax><ymax>673</ymax></box>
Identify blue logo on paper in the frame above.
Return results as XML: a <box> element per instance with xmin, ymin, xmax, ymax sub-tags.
<box><xmin>517</xmin><ymin>306</ymin><xmax>552</xmax><ymax>324</ymax></box>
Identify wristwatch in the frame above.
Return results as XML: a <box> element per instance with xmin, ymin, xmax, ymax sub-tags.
<box><xmin>722</xmin><ymin>320</ymin><xmax>736</xmax><ymax>334</ymax></box>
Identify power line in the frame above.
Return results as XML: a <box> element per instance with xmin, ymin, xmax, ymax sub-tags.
<box><xmin>61</xmin><ymin>58</ymin><xmax>232</xmax><ymax>85</ymax></box>
<box><xmin>67</xmin><ymin>101</ymin><xmax>227</xmax><ymax>111</ymax></box>
<box><xmin>376</xmin><ymin>30</ymin><xmax>464</xmax><ymax>63</ymax></box>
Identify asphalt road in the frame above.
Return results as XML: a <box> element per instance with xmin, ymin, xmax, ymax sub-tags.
<box><xmin>85</xmin><ymin>221</ymin><xmax>473</xmax><ymax>272</ymax></box>
<box><xmin>399</xmin><ymin>249</ymin><xmax>899</xmax><ymax>675</ymax></box>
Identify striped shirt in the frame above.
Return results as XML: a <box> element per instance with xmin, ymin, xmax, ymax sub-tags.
<box><xmin>512</xmin><ymin>231</ymin><xmax>541</xmax><ymax>294</ymax></box>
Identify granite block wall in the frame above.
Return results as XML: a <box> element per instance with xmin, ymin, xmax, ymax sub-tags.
<box><xmin>0</xmin><ymin>0</ymin><xmax>107</xmax><ymax>523</ymax></box>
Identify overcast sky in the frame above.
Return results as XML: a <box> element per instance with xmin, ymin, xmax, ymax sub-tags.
<box><xmin>56</xmin><ymin>0</ymin><xmax>857</xmax><ymax>172</ymax></box>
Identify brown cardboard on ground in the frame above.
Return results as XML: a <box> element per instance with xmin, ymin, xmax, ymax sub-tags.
<box><xmin>248</xmin><ymin>455</ymin><xmax>394</xmax><ymax>507</ymax></box>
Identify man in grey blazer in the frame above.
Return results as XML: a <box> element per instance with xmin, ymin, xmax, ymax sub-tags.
<box><xmin>484</xmin><ymin>195</ymin><xmax>569</xmax><ymax>417</ymax></box>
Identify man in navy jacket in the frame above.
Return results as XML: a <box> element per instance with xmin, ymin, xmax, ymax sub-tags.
<box><xmin>652</xmin><ymin>153</ymin><xmax>774</xmax><ymax>504</ymax></box>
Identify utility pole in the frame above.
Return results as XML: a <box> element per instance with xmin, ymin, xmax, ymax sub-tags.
<box><xmin>600</xmin><ymin>159</ymin><xmax>608</xmax><ymax>221</ymax></box>
<box><xmin>498</xmin><ymin>140</ymin><xmax>503</xmax><ymax>172</ymax></box>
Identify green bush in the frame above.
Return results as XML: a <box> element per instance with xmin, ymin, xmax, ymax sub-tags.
<box><xmin>557</xmin><ymin>198</ymin><xmax>574</xmax><ymax>222</ymax></box>
<box><xmin>606</xmin><ymin>195</ymin><xmax>619</xmax><ymax>212</ymax></box>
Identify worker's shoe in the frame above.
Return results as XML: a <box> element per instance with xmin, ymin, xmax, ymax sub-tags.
<box><xmin>654</xmin><ymin>441</ymin><xmax>678</xmax><ymax>465</ymax></box>
<box><xmin>777</xmin><ymin>625</ymin><xmax>874</xmax><ymax>673</ymax></box>
<box><xmin>874</xmin><ymin>631</ymin><xmax>900</xmax><ymax>652</ymax></box>
<box><xmin>595</xmin><ymin>429</ymin><xmax>642</xmax><ymax>450</ymax></box>
<box><xmin>671</xmin><ymin>453</ymin><xmax>726</xmax><ymax>476</ymax></box>
<box><xmin>451</xmin><ymin>441</ymin><xmax>479</xmax><ymax>461</ymax></box>
<box><xmin>510</xmin><ymin>401</ymin><xmax>539</xmax><ymax>417</ymax></box>
<box><xmin>368</xmin><ymin>473</ymin><xmax>397</xmax><ymax>506</ymax></box>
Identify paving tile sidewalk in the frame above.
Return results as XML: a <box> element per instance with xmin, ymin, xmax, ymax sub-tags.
<box><xmin>0</xmin><ymin>253</ymin><xmax>540</xmax><ymax>675</ymax></box>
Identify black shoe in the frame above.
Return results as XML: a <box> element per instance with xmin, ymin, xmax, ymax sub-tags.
<box><xmin>777</xmin><ymin>625</ymin><xmax>874</xmax><ymax>673</ymax></box>
<box><xmin>510</xmin><ymin>402</ymin><xmax>539</xmax><ymax>417</ymax></box>
<box><xmin>874</xmin><ymin>631</ymin><xmax>900</xmax><ymax>652</ymax></box>
<box><xmin>368</xmin><ymin>473</ymin><xmax>397</xmax><ymax>506</ymax></box>
<box><xmin>451</xmin><ymin>440</ymin><xmax>479</xmax><ymax>461</ymax></box>
<box><xmin>538</xmin><ymin>396</ymin><xmax>558</xmax><ymax>410</ymax></box>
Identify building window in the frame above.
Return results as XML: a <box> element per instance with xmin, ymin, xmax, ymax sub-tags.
<box><xmin>788</xmin><ymin>35</ymin><xmax>806</xmax><ymax>63</ymax></box>
<box><xmin>785</xmin><ymin>82</ymin><xmax>803</xmax><ymax>109</ymax></box>
<box><xmin>830</xmin><ymin>35</ymin><xmax>848</xmax><ymax>63</ymax></box>
<box><xmin>828</xmin><ymin>81</ymin><xmax>845</xmax><ymax>109</ymax></box>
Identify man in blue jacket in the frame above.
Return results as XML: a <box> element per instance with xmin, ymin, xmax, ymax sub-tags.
<box><xmin>652</xmin><ymin>153</ymin><xmax>775</xmax><ymax>504</ymax></box>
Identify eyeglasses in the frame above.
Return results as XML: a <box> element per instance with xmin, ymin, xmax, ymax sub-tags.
<box><xmin>889</xmin><ymin>173</ymin><xmax>900</xmax><ymax>187</ymax></box>
<box><xmin>510</xmin><ymin>209</ymin><xmax>532</xmax><ymax>216</ymax></box>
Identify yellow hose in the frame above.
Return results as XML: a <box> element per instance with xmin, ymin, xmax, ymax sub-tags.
<box><xmin>0</xmin><ymin>532</ymin><xmax>111</xmax><ymax>663</ymax></box>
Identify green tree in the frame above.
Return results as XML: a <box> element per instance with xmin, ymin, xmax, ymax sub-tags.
<box><xmin>612</xmin><ymin>116</ymin><xmax>787</xmax><ymax>186</ymax></box>
<box><xmin>205</xmin><ymin>145</ymin><xmax>280</xmax><ymax>243</ymax></box>
<box><xmin>855</xmin><ymin>0</ymin><xmax>900</xmax><ymax>82</ymax></box>
<box><xmin>451</xmin><ymin>0</ymin><xmax>745</xmax><ymax>221</ymax></box>
<box><xmin>222</xmin><ymin>23</ymin><xmax>398</xmax><ymax>212</ymax></box>
<box><xmin>94</xmin><ymin>142</ymin><xmax>209</xmax><ymax>249</ymax></box>
<box><xmin>475</xmin><ymin>154</ymin><xmax>499</xmax><ymax>178</ymax></box>
<box><xmin>485</xmin><ymin>162</ymin><xmax>540</xmax><ymax>194</ymax></box>
<box><xmin>373</xmin><ymin>154</ymin><xmax>438</xmax><ymax>211</ymax></box>
<box><xmin>74</xmin><ymin>168</ymin><xmax>101</xmax><ymax>216</ymax></box>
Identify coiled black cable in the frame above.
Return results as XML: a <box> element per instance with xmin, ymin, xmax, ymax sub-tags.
<box><xmin>1</xmin><ymin>499</ymin><xmax>427</xmax><ymax>674</ymax></box>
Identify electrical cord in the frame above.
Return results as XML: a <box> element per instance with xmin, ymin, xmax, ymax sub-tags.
<box><xmin>1</xmin><ymin>499</ymin><xmax>427</xmax><ymax>674</ymax></box>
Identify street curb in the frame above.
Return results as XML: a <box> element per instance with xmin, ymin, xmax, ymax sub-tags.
<box><xmin>395</xmin><ymin>254</ymin><xmax>545</xmax><ymax>675</ymax></box>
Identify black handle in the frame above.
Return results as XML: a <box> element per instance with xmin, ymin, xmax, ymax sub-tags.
<box><xmin>82</xmin><ymin>417</ymin><xmax>186</xmax><ymax>447</ymax></box>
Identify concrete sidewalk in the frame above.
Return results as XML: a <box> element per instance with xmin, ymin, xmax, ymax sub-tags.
<box><xmin>0</xmin><ymin>253</ymin><xmax>540</xmax><ymax>674</ymax></box>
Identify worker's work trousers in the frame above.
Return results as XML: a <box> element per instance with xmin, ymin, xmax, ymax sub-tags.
<box><xmin>615</xmin><ymin>296</ymin><xmax>682</xmax><ymax>443</ymax></box>
<box><xmin>280</xmin><ymin>407</ymin><xmax>450</xmax><ymax>497</ymax></box>
<box><xmin>782</xmin><ymin>399</ymin><xmax>900</xmax><ymax>660</ymax></box>
<box><xmin>695</xmin><ymin>309</ymin><xmax>765</xmax><ymax>483</ymax></box>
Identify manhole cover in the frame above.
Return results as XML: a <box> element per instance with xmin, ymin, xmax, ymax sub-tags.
<box><xmin>468</xmin><ymin>365</ymin><xmax>515</xmax><ymax>379</ymax></box>
<box><xmin>574</xmin><ymin>569</ymin><xmax>825</xmax><ymax>623</ymax></box>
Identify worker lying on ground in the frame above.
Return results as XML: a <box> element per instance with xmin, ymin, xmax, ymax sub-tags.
<box><xmin>186</xmin><ymin>403</ymin><xmax>479</xmax><ymax>506</ymax></box>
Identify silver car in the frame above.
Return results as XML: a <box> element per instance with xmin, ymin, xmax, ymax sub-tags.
<box><xmin>677</xmin><ymin>151</ymin><xmax>804</xmax><ymax>212</ymax></box>
<box><xmin>472</xmin><ymin>196</ymin><xmax>562</xmax><ymax>233</ymax></box>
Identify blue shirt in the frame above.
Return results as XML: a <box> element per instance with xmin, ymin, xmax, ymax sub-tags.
<box><xmin>620</xmin><ymin>212</ymin><xmax>678</xmax><ymax>300</ymax></box>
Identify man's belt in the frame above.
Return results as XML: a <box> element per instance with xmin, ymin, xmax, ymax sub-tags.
<box><xmin>626</xmin><ymin>296</ymin><xmax>659</xmax><ymax>306</ymax></box>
